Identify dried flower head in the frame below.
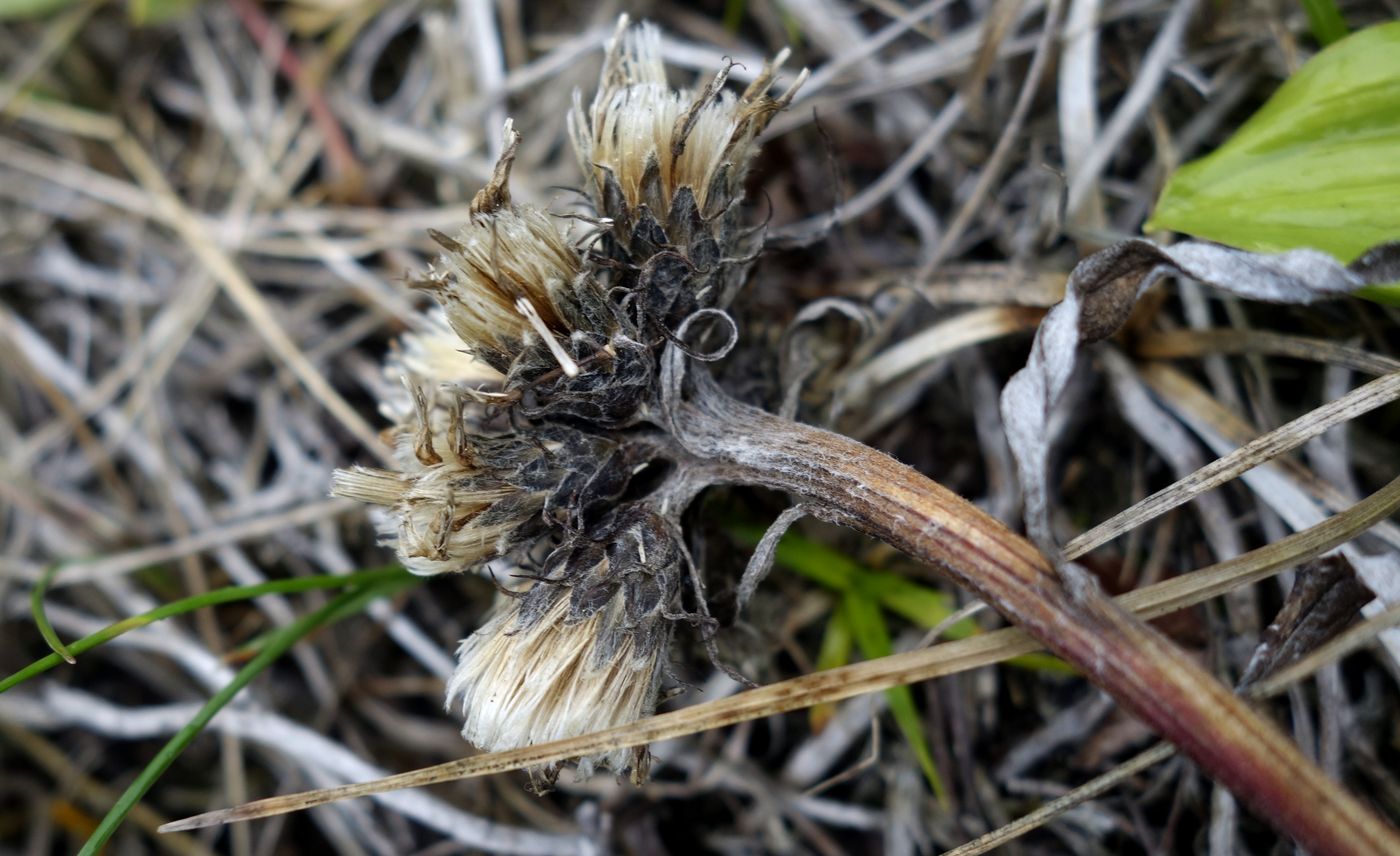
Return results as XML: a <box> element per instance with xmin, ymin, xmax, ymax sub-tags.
<box><xmin>569</xmin><ymin>18</ymin><xmax>806</xmax><ymax>336</ymax></box>
<box><xmin>415</xmin><ymin>123</ymin><xmax>657</xmax><ymax>425</ymax></box>
<box><xmin>331</xmin><ymin>423</ymin><xmax>561</xmax><ymax>576</ymax></box>
<box><xmin>377</xmin><ymin>309</ymin><xmax>502</xmax><ymax>468</ymax></box>
<box><xmin>334</xmin><ymin>17</ymin><xmax>806</xmax><ymax>785</ymax></box>
<box><xmin>570</xmin><ymin>18</ymin><xmax>806</xmax><ymax>231</ymax></box>
<box><xmin>383</xmin><ymin>310</ymin><xmax>500</xmax><ymax>416</ymax></box>
<box><xmin>446</xmin><ymin>508</ymin><xmax>680</xmax><ymax>781</ymax></box>
<box><xmin>415</xmin><ymin>124</ymin><xmax>609</xmax><ymax>381</ymax></box>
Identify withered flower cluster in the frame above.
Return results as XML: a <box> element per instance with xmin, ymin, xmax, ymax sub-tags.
<box><xmin>333</xmin><ymin>17</ymin><xmax>805</xmax><ymax>782</ymax></box>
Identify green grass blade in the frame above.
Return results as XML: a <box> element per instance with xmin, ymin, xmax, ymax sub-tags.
<box><xmin>30</xmin><ymin>562</ymin><xmax>76</xmax><ymax>664</ymax></box>
<box><xmin>0</xmin><ymin>0</ymin><xmax>81</xmax><ymax>19</ymax></box>
<box><xmin>126</xmin><ymin>0</ymin><xmax>199</xmax><ymax>25</ymax></box>
<box><xmin>1355</xmin><ymin>283</ymin><xmax>1400</xmax><ymax>307</ymax></box>
<box><xmin>2</xmin><ymin>566</ymin><xmax>409</xmax><ymax>695</ymax></box>
<box><xmin>1301</xmin><ymin>0</ymin><xmax>1348</xmax><ymax>45</ymax></box>
<box><xmin>814</xmin><ymin>606</ymin><xmax>854</xmax><ymax>672</ymax></box>
<box><xmin>810</xmin><ymin>607</ymin><xmax>854</xmax><ymax>732</ymax></box>
<box><xmin>736</xmin><ymin>525</ymin><xmax>1077</xmax><ymax>675</ymax></box>
<box><xmin>759</xmin><ymin>529</ymin><xmax>860</xmax><ymax>591</ymax></box>
<box><xmin>77</xmin><ymin>575</ymin><xmax>411</xmax><ymax>856</ymax></box>
<box><xmin>722</xmin><ymin>0</ymin><xmax>746</xmax><ymax>34</ymax></box>
<box><xmin>855</xmin><ymin>573</ymin><xmax>965</xmax><ymax>631</ymax></box>
<box><xmin>842</xmin><ymin>589</ymin><xmax>948</xmax><ymax>803</ymax></box>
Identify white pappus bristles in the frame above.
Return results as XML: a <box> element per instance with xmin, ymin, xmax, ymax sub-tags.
<box><xmin>331</xmin><ymin>462</ymin><xmax>540</xmax><ymax>576</ymax></box>
<box><xmin>330</xmin><ymin>466</ymin><xmax>406</xmax><ymax>507</ymax></box>
<box><xmin>423</xmin><ymin>203</ymin><xmax>586</xmax><ymax>365</ymax></box>
<box><xmin>390</xmin><ymin>311</ymin><xmax>500</xmax><ymax>400</ymax></box>
<box><xmin>447</xmin><ymin>590</ymin><xmax>669</xmax><ymax>778</ymax></box>
<box><xmin>378</xmin><ymin>309</ymin><xmax>502</xmax><ymax>456</ymax></box>
<box><xmin>569</xmin><ymin>17</ymin><xmax>807</xmax><ymax>215</ymax></box>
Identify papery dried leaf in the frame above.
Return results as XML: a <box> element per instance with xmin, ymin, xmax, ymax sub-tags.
<box><xmin>1000</xmin><ymin>238</ymin><xmax>1400</xmax><ymax>559</ymax></box>
<box><xmin>1238</xmin><ymin>555</ymin><xmax>1372</xmax><ymax>689</ymax></box>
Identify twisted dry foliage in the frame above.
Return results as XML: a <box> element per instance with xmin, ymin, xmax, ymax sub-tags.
<box><xmin>3</xmin><ymin>3</ymin><xmax>1400</xmax><ymax>855</ymax></box>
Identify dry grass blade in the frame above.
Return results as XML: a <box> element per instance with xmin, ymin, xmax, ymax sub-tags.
<box><xmin>941</xmin><ymin>743</ymin><xmax>1177</xmax><ymax>856</ymax></box>
<box><xmin>918</xmin><ymin>0</ymin><xmax>1062</xmax><ymax>277</ymax></box>
<box><xmin>1</xmin><ymin>499</ymin><xmax>354</xmax><ymax>586</ymax></box>
<box><xmin>109</xmin><ymin>135</ymin><xmax>393</xmax><ymax>466</ymax></box>
<box><xmin>1117</xmin><ymin>474</ymin><xmax>1400</xmax><ymax>617</ymax></box>
<box><xmin>1135</xmin><ymin>328</ymin><xmax>1400</xmax><ymax>376</ymax></box>
<box><xmin>1065</xmin><ymin>368</ymin><xmax>1400</xmax><ymax>558</ymax></box>
<box><xmin>0</xmin><ymin>720</ymin><xmax>215</xmax><ymax>856</ymax></box>
<box><xmin>771</xmin><ymin>94</ymin><xmax>967</xmax><ymax>244</ymax></box>
<box><xmin>848</xmin><ymin>306</ymin><xmax>1046</xmax><ymax>389</ymax></box>
<box><xmin>1137</xmin><ymin>363</ymin><xmax>1400</xmax><ymax>546</ymax></box>
<box><xmin>0</xmin><ymin>0</ymin><xmax>98</xmax><ymax>115</ymax></box>
<box><xmin>161</xmin><ymin>473</ymin><xmax>1400</xmax><ymax>834</ymax></box>
<box><xmin>1064</xmin><ymin>0</ymin><xmax>1197</xmax><ymax>215</ymax></box>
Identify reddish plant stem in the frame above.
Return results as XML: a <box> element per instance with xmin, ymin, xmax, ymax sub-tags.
<box><xmin>229</xmin><ymin>0</ymin><xmax>363</xmax><ymax>199</ymax></box>
<box><xmin>679</xmin><ymin>389</ymin><xmax>1399</xmax><ymax>856</ymax></box>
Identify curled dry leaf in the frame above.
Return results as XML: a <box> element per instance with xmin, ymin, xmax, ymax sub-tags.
<box><xmin>1000</xmin><ymin>238</ymin><xmax>1400</xmax><ymax>562</ymax></box>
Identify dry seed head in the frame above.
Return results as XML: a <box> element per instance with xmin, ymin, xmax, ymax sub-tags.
<box><xmin>331</xmin><ymin>461</ymin><xmax>543</xmax><ymax>576</ymax></box>
<box><xmin>421</xmin><ymin>206</ymin><xmax>585</xmax><ymax>369</ymax></box>
<box><xmin>447</xmin><ymin>587</ymin><xmax>670</xmax><ymax>779</ymax></box>
<box><xmin>378</xmin><ymin>310</ymin><xmax>502</xmax><ymax>460</ymax></box>
<box><xmin>390</xmin><ymin>311</ymin><xmax>500</xmax><ymax>401</ymax></box>
<box><xmin>416</xmin><ymin>124</ymin><xmax>601</xmax><ymax>375</ymax></box>
<box><xmin>381</xmin><ymin>377</ymin><xmax>485</xmax><ymax>475</ymax></box>
<box><xmin>570</xmin><ymin>17</ymin><xmax>806</xmax><ymax>219</ymax></box>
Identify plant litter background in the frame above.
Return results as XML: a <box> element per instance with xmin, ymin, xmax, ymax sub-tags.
<box><xmin>2</xmin><ymin>1</ymin><xmax>1399</xmax><ymax>854</ymax></box>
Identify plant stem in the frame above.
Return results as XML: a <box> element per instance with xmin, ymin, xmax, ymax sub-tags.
<box><xmin>678</xmin><ymin>387</ymin><xmax>1400</xmax><ymax>856</ymax></box>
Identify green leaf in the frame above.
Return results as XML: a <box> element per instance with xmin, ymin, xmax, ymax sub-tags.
<box><xmin>842</xmin><ymin>590</ymin><xmax>947</xmax><ymax>803</ymax></box>
<box><xmin>1147</xmin><ymin>22</ymin><xmax>1400</xmax><ymax>273</ymax></box>
<box><xmin>77</xmin><ymin>575</ymin><xmax>411</xmax><ymax>856</ymax></box>
<box><xmin>733</xmin><ymin>524</ymin><xmax>1077</xmax><ymax>674</ymax></box>
<box><xmin>1355</xmin><ymin>282</ymin><xmax>1400</xmax><ymax>307</ymax></box>
<box><xmin>0</xmin><ymin>0</ymin><xmax>81</xmax><ymax>19</ymax></box>
<box><xmin>2</xmin><ymin>566</ymin><xmax>410</xmax><ymax>695</ymax></box>
<box><xmin>810</xmin><ymin>608</ymin><xmax>853</xmax><ymax>732</ymax></box>
<box><xmin>1300</xmin><ymin>0</ymin><xmax>1348</xmax><ymax>46</ymax></box>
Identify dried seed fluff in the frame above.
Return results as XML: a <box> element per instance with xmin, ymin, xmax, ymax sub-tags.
<box><xmin>414</xmin><ymin>123</ymin><xmax>604</xmax><ymax>378</ymax></box>
<box><xmin>332</xmin><ymin>462</ymin><xmax>543</xmax><ymax>576</ymax></box>
<box><xmin>569</xmin><ymin>17</ymin><xmax>807</xmax><ymax>220</ymax></box>
<box><xmin>447</xmin><ymin>587</ymin><xmax>671</xmax><ymax>780</ymax></box>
